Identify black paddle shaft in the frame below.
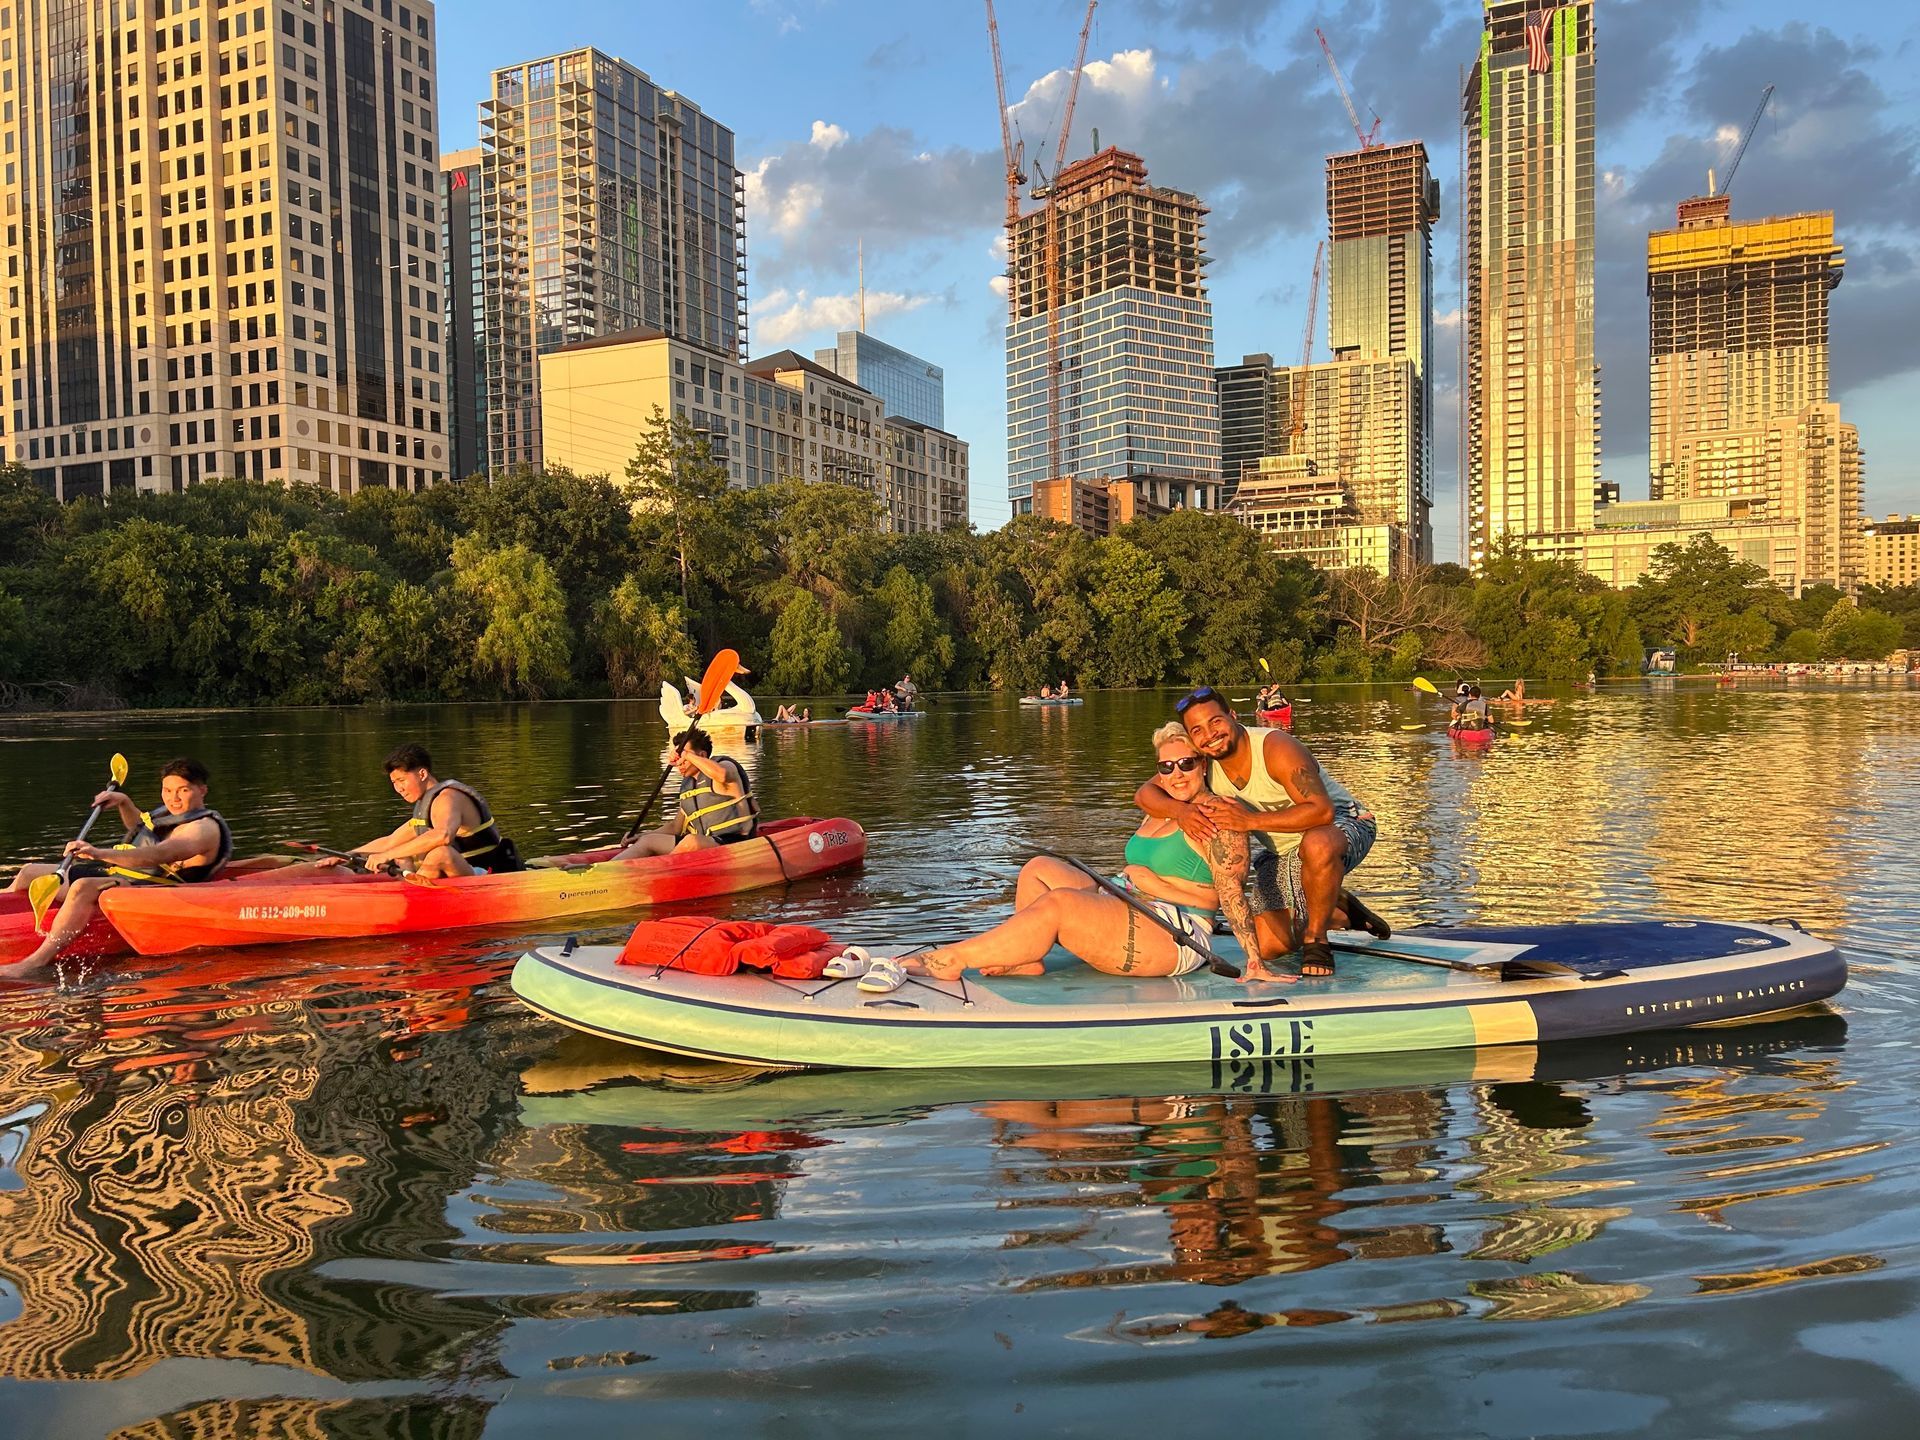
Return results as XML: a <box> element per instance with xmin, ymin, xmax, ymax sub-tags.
<box><xmin>56</xmin><ymin>780</ymin><xmax>123</xmax><ymax>883</ymax></box>
<box><xmin>1032</xmin><ymin>847</ymin><xmax>1241</xmax><ymax>979</ymax></box>
<box><xmin>621</xmin><ymin>715</ymin><xmax>702</xmax><ymax>846</ymax></box>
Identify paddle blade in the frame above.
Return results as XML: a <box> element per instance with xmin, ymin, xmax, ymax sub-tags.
<box><xmin>1412</xmin><ymin>677</ymin><xmax>1440</xmax><ymax>695</ymax></box>
<box><xmin>1399</xmin><ymin>724</ymin><xmax>1427</xmax><ymax>731</ymax></box>
<box><xmin>1258</xmin><ymin>657</ymin><xmax>1271</xmax><ymax>675</ymax></box>
<box><xmin>109</xmin><ymin>752</ymin><xmax>129</xmax><ymax>787</ymax></box>
<box><xmin>27</xmin><ymin>874</ymin><xmax>59</xmax><ymax>930</ymax></box>
<box><xmin>692</xmin><ymin>649</ymin><xmax>739</xmax><ymax>717</ymax></box>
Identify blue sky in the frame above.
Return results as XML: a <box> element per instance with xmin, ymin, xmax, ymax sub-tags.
<box><xmin>439</xmin><ymin>0</ymin><xmax>1920</xmax><ymax>559</ymax></box>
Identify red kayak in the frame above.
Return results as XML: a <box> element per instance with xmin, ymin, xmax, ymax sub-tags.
<box><xmin>1449</xmin><ymin>725</ymin><xmax>1494</xmax><ymax>747</ymax></box>
<box><xmin>98</xmin><ymin>817</ymin><xmax>866</xmax><ymax>957</ymax></box>
<box><xmin>1257</xmin><ymin>704</ymin><xmax>1294</xmax><ymax>729</ymax></box>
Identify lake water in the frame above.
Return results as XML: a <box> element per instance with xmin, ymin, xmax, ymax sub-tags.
<box><xmin>0</xmin><ymin>680</ymin><xmax>1915</xmax><ymax>1436</ymax></box>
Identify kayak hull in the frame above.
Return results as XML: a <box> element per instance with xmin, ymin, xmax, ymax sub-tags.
<box><xmin>511</xmin><ymin>920</ymin><xmax>1845</xmax><ymax>1071</ymax></box>
<box><xmin>1450</xmin><ymin>725</ymin><xmax>1494</xmax><ymax>746</ymax></box>
<box><xmin>1256</xmin><ymin>705</ymin><xmax>1293</xmax><ymax>728</ymax></box>
<box><xmin>846</xmin><ymin>709</ymin><xmax>923</xmax><ymax>719</ymax></box>
<box><xmin>1019</xmin><ymin>697</ymin><xmax>1083</xmax><ymax>706</ymax></box>
<box><xmin>100</xmin><ymin>817</ymin><xmax>866</xmax><ymax>956</ymax></box>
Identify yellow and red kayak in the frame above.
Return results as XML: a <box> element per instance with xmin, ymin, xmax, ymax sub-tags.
<box><xmin>97</xmin><ymin>817</ymin><xmax>867</xmax><ymax>957</ymax></box>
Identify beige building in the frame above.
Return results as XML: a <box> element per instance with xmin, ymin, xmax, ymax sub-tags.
<box><xmin>1</xmin><ymin>0</ymin><xmax>449</xmax><ymax>498</ymax></box>
<box><xmin>1031</xmin><ymin>473</ymin><xmax>1222</xmax><ymax>539</ymax></box>
<box><xmin>538</xmin><ymin>333</ymin><xmax>965</xmax><ymax>532</ymax></box>
<box><xmin>1229</xmin><ymin>455</ymin><xmax>1406</xmax><ymax>576</ymax></box>
<box><xmin>1864</xmin><ymin>515</ymin><xmax>1920</xmax><ymax>588</ymax></box>
<box><xmin>538</xmin><ymin>330</ymin><xmax>805</xmax><ymax>489</ymax></box>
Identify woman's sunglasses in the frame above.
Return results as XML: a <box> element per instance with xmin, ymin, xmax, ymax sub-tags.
<box><xmin>1156</xmin><ymin>756</ymin><xmax>1203</xmax><ymax>775</ymax></box>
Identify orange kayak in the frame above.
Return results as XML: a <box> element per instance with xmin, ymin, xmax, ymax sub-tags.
<box><xmin>98</xmin><ymin>817</ymin><xmax>867</xmax><ymax>957</ymax></box>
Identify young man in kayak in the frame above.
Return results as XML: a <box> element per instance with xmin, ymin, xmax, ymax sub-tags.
<box><xmin>1137</xmin><ymin>688</ymin><xmax>1387</xmax><ymax>982</ymax></box>
<box><xmin>1451</xmin><ymin>685</ymin><xmax>1491</xmax><ymax>732</ymax></box>
<box><xmin>3</xmin><ymin>757</ymin><xmax>233</xmax><ymax>973</ymax></box>
<box><xmin>616</xmin><ymin>730</ymin><xmax>759</xmax><ymax>858</ymax></box>
<box><xmin>323</xmin><ymin>745</ymin><xmax>522</xmax><ymax>878</ymax></box>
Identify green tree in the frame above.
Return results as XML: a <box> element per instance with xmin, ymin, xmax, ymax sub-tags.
<box><xmin>767</xmin><ymin>588</ymin><xmax>850</xmax><ymax>693</ymax></box>
<box><xmin>624</xmin><ymin>408</ymin><xmax>740</xmax><ymax>644</ymax></box>
<box><xmin>1628</xmin><ymin>533</ymin><xmax>1788</xmax><ymax>663</ymax></box>
<box><xmin>1086</xmin><ymin>537</ymin><xmax>1184</xmax><ymax>686</ymax></box>
<box><xmin>869</xmin><ymin>563</ymin><xmax>955</xmax><ymax>689</ymax></box>
<box><xmin>593</xmin><ymin>579</ymin><xmax>698</xmax><ymax>698</ymax></box>
<box><xmin>1123</xmin><ymin>509</ymin><xmax>1282</xmax><ymax>683</ymax></box>
<box><xmin>1817</xmin><ymin>597</ymin><xmax>1904</xmax><ymax>660</ymax></box>
<box><xmin>450</xmin><ymin>537</ymin><xmax>574</xmax><ymax>699</ymax></box>
<box><xmin>0</xmin><ymin>464</ymin><xmax>61</xmax><ymax>567</ymax></box>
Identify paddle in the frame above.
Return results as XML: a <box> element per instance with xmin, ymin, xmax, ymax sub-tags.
<box><xmin>279</xmin><ymin>841</ymin><xmax>398</xmax><ymax>876</ymax></box>
<box><xmin>1412</xmin><ymin>676</ymin><xmax>1440</xmax><ymax>696</ymax></box>
<box><xmin>1031</xmin><ymin>847</ymin><xmax>1241</xmax><ymax>979</ymax></box>
<box><xmin>1326</xmin><ymin>933</ymin><xmax>1583</xmax><ymax>980</ymax></box>
<box><xmin>622</xmin><ymin>648</ymin><xmax>740</xmax><ymax>845</ymax></box>
<box><xmin>29</xmin><ymin>752</ymin><xmax>129</xmax><ymax>929</ymax></box>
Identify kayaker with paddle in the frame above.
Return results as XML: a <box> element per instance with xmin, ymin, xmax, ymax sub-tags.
<box><xmin>320</xmin><ymin>745</ymin><xmax>523</xmax><ymax>878</ymax></box>
<box><xmin>1450</xmin><ymin>685</ymin><xmax>1491</xmax><ymax>734</ymax></box>
<box><xmin>4</xmin><ymin>757</ymin><xmax>233</xmax><ymax>973</ymax></box>
<box><xmin>899</xmin><ymin>723</ymin><xmax>1220</xmax><ymax>984</ymax></box>
<box><xmin>1142</xmin><ymin>687</ymin><xmax>1387</xmax><ymax>983</ymax></box>
<box><xmin>615</xmin><ymin>729</ymin><xmax>760</xmax><ymax>858</ymax></box>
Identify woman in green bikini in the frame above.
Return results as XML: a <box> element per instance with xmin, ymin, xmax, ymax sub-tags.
<box><xmin>915</xmin><ymin>723</ymin><xmax>1218</xmax><ymax>981</ymax></box>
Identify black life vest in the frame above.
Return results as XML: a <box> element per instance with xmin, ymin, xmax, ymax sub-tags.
<box><xmin>410</xmin><ymin>779</ymin><xmax>522</xmax><ymax>872</ymax></box>
<box><xmin>122</xmin><ymin>803</ymin><xmax>234</xmax><ymax>884</ymax></box>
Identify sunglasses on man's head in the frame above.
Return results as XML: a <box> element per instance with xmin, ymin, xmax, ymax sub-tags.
<box><xmin>1156</xmin><ymin>756</ymin><xmax>1203</xmax><ymax>774</ymax></box>
<box><xmin>1174</xmin><ymin>685</ymin><xmax>1220</xmax><ymax>715</ymax></box>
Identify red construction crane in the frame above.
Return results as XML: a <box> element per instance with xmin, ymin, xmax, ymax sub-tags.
<box><xmin>1291</xmin><ymin>241</ymin><xmax>1324</xmax><ymax>443</ymax></box>
<box><xmin>1316</xmin><ymin>28</ymin><xmax>1381</xmax><ymax>151</ymax></box>
<box><xmin>1043</xmin><ymin>0</ymin><xmax>1097</xmax><ymax>484</ymax></box>
<box><xmin>984</xmin><ymin>0</ymin><xmax>1025</xmax><ymax>319</ymax></box>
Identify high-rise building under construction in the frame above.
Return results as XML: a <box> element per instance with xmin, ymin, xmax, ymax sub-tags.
<box><xmin>478</xmin><ymin>50</ymin><xmax>746</xmax><ymax>473</ymax></box>
<box><xmin>1462</xmin><ymin>0</ymin><xmax>1598</xmax><ymax>567</ymax></box>
<box><xmin>1005</xmin><ymin>148</ymin><xmax>1219</xmax><ymax>513</ymax></box>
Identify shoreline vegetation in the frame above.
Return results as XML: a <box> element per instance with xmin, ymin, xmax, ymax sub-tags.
<box><xmin>3</xmin><ymin>417</ymin><xmax>1915</xmax><ymax>713</ymax></box>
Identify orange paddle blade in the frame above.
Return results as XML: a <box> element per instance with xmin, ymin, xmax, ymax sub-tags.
<box><xmin>693</xmin><ymin>649</ymin><xmax>740</xmax><ymax>717</ymax></box>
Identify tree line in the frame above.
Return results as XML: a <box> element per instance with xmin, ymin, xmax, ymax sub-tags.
<box><xmin>0</xmin><ymin>415</ymin><xmax>1912</xmax><ymax>710</ymax></box>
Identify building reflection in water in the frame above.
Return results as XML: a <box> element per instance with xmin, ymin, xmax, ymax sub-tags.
<box><xmin>0</xmin><ymin>952</ymin><xmax>527</xmax><ymax>1420</ymax></box>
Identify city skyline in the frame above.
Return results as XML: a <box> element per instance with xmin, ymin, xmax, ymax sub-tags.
<box><xmin>432</xmin><ymin>0</ymin><xmax>1920</xmax><ymax>555</ymax></box>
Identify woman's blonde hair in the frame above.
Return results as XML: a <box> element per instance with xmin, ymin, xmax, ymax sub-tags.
<box><xmin>1151</xmin><ymin>721</ymin><xmax>1191</xmax><ymax>751</ymax></box>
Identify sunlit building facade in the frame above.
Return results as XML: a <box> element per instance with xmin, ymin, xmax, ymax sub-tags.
<box><xmin>1462</xmin><ymin>0</ymin><xmax>1599</xmax><ymax>568</ymax></box>
<box><xmin>1</xmin><ymin>0</ymin><xmax>449</xmax><ymax>498</ymax></box>
<box><xmin>1864</xmin><ymin>514</ymin><xmax>1920</xmax><ymax>588</ymax></box>
<box><xmin>1007</xmin><ymin>148</ymin><xmax>1218</xmax><ymax>512</ymax></box>
<box><xmin>441</xmin><ymin>147</ymin><xmax>483</xmax><ymax>481</ymax></box>
<box><xmin>478</xmin><ymin>49</ymin><xmax>746</xmax><ymax>472</ymax></box>
<box><xmin>815</xmin><ymin>330</ymin><xmax>944</xmax><ymax>430</ymax></box>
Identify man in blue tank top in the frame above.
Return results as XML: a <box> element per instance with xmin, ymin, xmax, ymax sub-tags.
<box><xmin>1134</xmin><ymin>688</ymin><xmax>1388</xmax><ymax>982</ymax></box>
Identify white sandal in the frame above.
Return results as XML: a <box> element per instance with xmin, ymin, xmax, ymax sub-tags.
<box><xmin>823</xmin><ymin>946</ymin><xmax>872</xmax><ymax>980</ymax></box>
<box><xmin>857</xmin><ymin>956</ymin><xmax>907</xmax><ymax>993</ymax></box>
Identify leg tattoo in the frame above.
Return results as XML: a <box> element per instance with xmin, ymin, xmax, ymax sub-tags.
<box><xmin>1120</xmin><ymin>908</ymin><xmax>1139</xmax><ymax>973</ymax></box>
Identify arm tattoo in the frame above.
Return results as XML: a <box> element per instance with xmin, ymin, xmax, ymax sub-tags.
<box><xmin>1207</xmin><ymin>829</ymin><xmax>1261</xmax><ymax>964</ymax></box>
<box><xmin>1288</xmin><ymin>761</ymin><xmax>1329</xmax><ymax>808</ymax></box>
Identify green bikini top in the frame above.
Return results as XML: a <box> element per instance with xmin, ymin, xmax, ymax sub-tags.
<box><xmin>1123</xmin><ymin>825</ymin><xmax>1213</xmax><ymax>886</ymax></box>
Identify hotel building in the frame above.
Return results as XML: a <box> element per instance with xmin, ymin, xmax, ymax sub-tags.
<box><xmin>2</xmin><ymin>0</ymin><xmax>449</xmax><ymax>497</ymax></box>
<box><xmin>478</xmin><ymin>49</ymin><xmax>745</xmax><ymax>473</ymax></box>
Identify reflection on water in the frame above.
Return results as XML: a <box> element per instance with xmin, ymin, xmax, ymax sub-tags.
<box><xmin>0</xmin><ymin>683</ymin><xmax>1917</xmax><ymax>1428</ymax></box>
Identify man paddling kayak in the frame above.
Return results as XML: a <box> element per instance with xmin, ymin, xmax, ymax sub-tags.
<box><xmin>1138</xmin><ymin>687</ymin><xmax>1387</xmax><ymax>982</ymax></box>
<box><xmin>3</xmin><ymin>757</ymin><xmax>233</xmax><ymax>973</ymax></box>
<box><xmin>616</xmin><ymin>730</ymin><xmax>760</xmax><ymax>858</ymax></box>
<box><xmin>322</xmin><ymin>745</ymin><xmax>522</xmax><ymax>878</ymax></box>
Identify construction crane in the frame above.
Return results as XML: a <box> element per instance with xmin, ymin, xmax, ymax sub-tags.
<box><xmin>1316</xmin><ymin>28</ymin><xmax>1381</xmax><ymax>151</ymax></box>
<box><xmin>984</xmin><ymin>0</ymin><xmax>1025</xmax><ymax>319</ymax></box>
<box><xmin>1290</xmin><ymin>241</ymin><xmax>1325</xmax><ymax>444</ymax></box>
<box><xmin>1708</xmin><ymin>83</ymin><xmax>1775</xmax><ymax>197</ymax></box>
<box><xmin>1043</xmin><ymin>0</ymin><xmax>1097</xmax><ymax>485</ymax></box>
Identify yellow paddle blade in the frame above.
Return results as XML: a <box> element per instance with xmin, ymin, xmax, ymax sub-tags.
<box><xmin>1413</xmin><ymin>677</ymin><xmax>1441</xmax><ymax>696</ymax></box>
<box><xmin>1506</xmin><ymin>719</ymin><xmax>1534</xmax><ymax>727</ymax></box>
<box><xmin>109</xmin><ymin>752</ymin><xmax>129</xmax><ymax>787</ymax></box>
<box><xmin>27</xmin><ymin>874</ymin><xmax>60</xmax><ymax>931</ymax></box>
<box><xmin>1399</xmin><ymin>723</ymin><xmax>1427</xmax><ymax>731</ymax></box>
<box><xmin>693</xmin><ymin>648</ymin><xmax>739</xmax><ymax>717</ymax></box>
<box><xmin>1258</xmin><ymin>657</ymin><xmax>1271</xmax><ymax>675</ymax></box>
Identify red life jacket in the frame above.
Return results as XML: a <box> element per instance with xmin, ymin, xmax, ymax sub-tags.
<box><xmin>618</xmin><ymin>916</ymin><xmax>836</xmax><ymax>978</ymax></box>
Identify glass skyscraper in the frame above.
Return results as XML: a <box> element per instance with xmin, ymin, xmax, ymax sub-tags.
<box><xmin>814</xmin><ymin>331</ymin><xmax>944</xmax><ymax>429</ymax></box>
<box><xmin>1463</xmin><ymin>0</ymin><xmax>1598</xmax><ymax>568</ymax></box>
<box><xmin>478</xmin><ymin>50</ymin><xmax>746</xmax><ymax>472</ymax></box>
<box><xmin>1006</xmin><ymin>148</ymin><xmax>1218</xmax><ymax>512</ymax></box>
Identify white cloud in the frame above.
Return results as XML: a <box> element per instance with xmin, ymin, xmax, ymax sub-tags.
<box><xmin>810</xmin><ymin>120</ymin><xmax>849</xmax><ymax>151</ymax></box>
<box><xmin>754</xmin><ymin>287</ymin><xmax>932</xmax><ymax>348</ymax></box>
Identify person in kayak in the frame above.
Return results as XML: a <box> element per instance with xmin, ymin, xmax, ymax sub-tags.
<box><xmin>908</xmin><ymin>723</ymin><xmax>1219</xmax><ymax>982</ymax></box>
<box><xmin>896</xmin><ymin>674</ymin><xmax>919</xmax><ymax>709</ymax></box>
<box><xmin>3</xmin><ymin>757</ymin><xmax>234</xmax><ymax>973</ymax></box>
<box><xmin>616</xmin><ymin>730</ymin><xmax>760</xmax><ymax>858</ymax></box>
<box><xmin>1141</xmin><ymin>687</ymin><xmax>1387</xmax><ymax>982</ymax></box>
<box><xmin>323</xmin><ymin>745</ymin><xmax>522</xmax><ymax>877</ymax></box>
<box><xmin>1451</xmin><ymin>685</ymin><xmax>1491</xmax><ymax>733</ymax></box>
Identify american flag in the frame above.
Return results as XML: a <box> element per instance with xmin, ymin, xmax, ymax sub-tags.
<box><xmin>1525</xmin><ymin>6</ymin><xmax>1558</xmax><ymax>73</ymax></box>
